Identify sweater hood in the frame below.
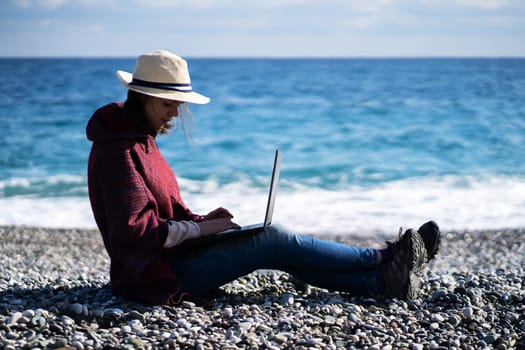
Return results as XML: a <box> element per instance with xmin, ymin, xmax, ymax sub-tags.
<box><xmin>86</xmin><ymin>102</ymin><xmax>147</xmax><ymax>142</ymax></box>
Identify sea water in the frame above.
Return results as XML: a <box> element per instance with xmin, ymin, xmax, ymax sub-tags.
<box><xmin>0</xmin><ymin>58</ymin><xmax>524</xmax><ymax>235</ymax></box>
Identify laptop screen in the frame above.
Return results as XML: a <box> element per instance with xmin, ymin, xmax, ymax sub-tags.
<box><xmin>263</xmin><ymin>149</ymin><xmax>282</xmax><ymax>226</ymax></box>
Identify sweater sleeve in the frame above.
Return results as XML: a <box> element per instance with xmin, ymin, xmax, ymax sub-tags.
<box><xmin>164</xmin><ymin>220</ymin><xmax>201</xmax><ymax>247</ymax></box>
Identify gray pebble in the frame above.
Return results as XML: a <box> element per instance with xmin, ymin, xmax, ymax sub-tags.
<box><xmin>462</xmin><ymin>307</ymin><xmax>474</xmax><ymax>319</ymax></box>
<box><xmin>273</xmin><ymin>333</ymin><xmax>288</xmax><ymax>343</ymax></box>
<box><xmin>71</xmin><ymin>303</ymin><xmax>83</xmax><ymax>315</ymax></box>
<box><xmin>7</xmin><ymin>311</ymin><xmax>22</xmax><ymax>325</ymax></box>
<box><xmin>0</xmin><ymin>226</ymin><xmax>523</xmax><ymax>350</ymax></box>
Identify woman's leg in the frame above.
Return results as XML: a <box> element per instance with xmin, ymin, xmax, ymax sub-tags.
<box><xmin>172</xmin><ymin>224</ymin><xmax>381</xmax><ymax>296</ymax></box>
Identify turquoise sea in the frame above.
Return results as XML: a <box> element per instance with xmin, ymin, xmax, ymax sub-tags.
<box><xmin>0</xmin><ymin>58</ymin><xmax>524</xmax><ymax>234</ymax></box>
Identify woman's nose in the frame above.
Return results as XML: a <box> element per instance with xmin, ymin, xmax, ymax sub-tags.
<box><xmin>171</xmin><ymin>103</ymin><xmax>181</xmax><ymax>116</ymax></box>
<box><xmin>169</xmin><ymin>106</ymin><xmax>179</xmax><ymax>117</ymax></box>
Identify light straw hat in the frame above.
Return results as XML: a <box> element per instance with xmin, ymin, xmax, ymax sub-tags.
<box><xmin>116</xmin><ymin>50</ymin><xmax>210</xmax><ymax>104</ymax></box>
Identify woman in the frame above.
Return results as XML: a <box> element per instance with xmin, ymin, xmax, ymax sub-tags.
<box><xmin>87</xmin><ymin>50</ymin><xmax>440</xmax><ymax>305</ymax></box>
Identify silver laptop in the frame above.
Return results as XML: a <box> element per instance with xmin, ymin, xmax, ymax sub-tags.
<box><xmin>182</xmin><ymin>149</ymin><xmax>281</xmax><ymax>246</ymax></box>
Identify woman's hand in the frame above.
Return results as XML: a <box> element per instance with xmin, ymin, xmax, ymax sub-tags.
<box><xmin>198</xmin><ymin>218</ymin><xmax>241</xmax><ymax>236</ymax></box>
<box><xmin>198</xmin><ymin>207</ymin><xmax>240</xmax><ymax>236</ymax></box>
<box><xmin>202</xmin><ymin>207</ymin><xmax>235</xmax><ymax>221</ymax></box>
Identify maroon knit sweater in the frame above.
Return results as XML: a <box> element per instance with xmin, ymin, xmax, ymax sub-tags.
<box><xmin>86</xmin><ymin>102</ymin><xmax>201</xmax><ymax>305</ymax></box>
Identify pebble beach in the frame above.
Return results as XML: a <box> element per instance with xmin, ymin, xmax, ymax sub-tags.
<box><xmin>1</xmin><ymin>225</ymin><xmax>524</xmax><ymax>350</ymax></box>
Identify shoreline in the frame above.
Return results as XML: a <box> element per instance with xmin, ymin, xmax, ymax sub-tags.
<box><xmin>1</xmin><ymin>226</ymin><xmax>524</xmax><ymax>349</ymax></box>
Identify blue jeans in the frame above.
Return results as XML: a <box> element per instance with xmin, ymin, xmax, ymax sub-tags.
<box><xmin>172</xmin><ymin>224</ymin><xmax>381</xmax><ymax>296</ymax></box>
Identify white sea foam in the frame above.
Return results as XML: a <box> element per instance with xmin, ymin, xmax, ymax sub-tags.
<box><xmin>182</xmin><ymin>174</ymin><xmax>525</xmax><ymax>235</ymax></box>
<box><xmin>0</xmin><ymin>174</ymin><xmax>86</xmax><ymax>193</ymax></box>
<box><xmin>0</xmin><ymin>196</ymin><xmax>95</xmax><ymax>229</ymax></box>
<box><xmin>0</xmin><ymin>174</ymin><xmax>523</xmax><ymax>235</ymax></box>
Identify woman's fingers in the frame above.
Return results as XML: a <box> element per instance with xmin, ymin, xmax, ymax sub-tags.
<box><xmin>198</xmin><ymin>218</ymin><xmax>240</xmax><ymax>236</ymax></box>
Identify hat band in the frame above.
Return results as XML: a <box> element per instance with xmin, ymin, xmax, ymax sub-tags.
<box><xmin>129</xmin><ymin>78</ymin><xmax>193</xmax><ymax>93</ymax></box>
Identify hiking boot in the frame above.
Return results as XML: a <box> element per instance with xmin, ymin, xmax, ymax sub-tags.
<box><xmin>418</xmin><ymin>220</ymin><xmax>441</xmax><ymax>262</ymax></box>
<box><xmin>379</xmin><ymin>228</ymin><xmax>426</xmax><ymax>300</ymax></box>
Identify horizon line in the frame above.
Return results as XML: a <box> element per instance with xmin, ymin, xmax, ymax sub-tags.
<box><xmin>1</xmin><ymin>54</ymin><xmax>524</xmax><ymax>60</ymax></box>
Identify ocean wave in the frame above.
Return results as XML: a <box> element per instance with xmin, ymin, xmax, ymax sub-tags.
<box><xmin>1</xmin><ymin>174</ymin><xmax>523</xmax><ymax>234</ymax></box>
<box><xmin>0</xmin><ymin>174</ymin><xmax>87</xmax><ymax>197</ymax></box>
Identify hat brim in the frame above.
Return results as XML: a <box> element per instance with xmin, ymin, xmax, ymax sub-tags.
<box><xmin>116</xmin><ymin>70</ymin><xmax>210</xmax><ymax>105</ymax></box>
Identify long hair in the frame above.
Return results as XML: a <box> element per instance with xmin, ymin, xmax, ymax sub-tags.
<box><xmin>123</xmin><ymin>90</ymin><xmax>193</xmax><ymax>138</ymax></box>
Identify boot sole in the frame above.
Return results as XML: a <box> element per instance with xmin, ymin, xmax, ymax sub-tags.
<box><xmin>405</xmin><ymin>230</ymin><xmax>426</xmax><ymax>300</ymax></box>
<box><xmin>418</xmin><ymin>220</ymin><xmax>441</xmax><ymax>262</ymax></box>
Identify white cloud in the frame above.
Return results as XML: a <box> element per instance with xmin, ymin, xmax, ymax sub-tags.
<box><xmin>131</xmin><ymin>0</ymin><xmax>239</xmax><ymax>9</ymax></box>
<box><xmin>13</xmin><ymin>0</ymin><xmax>29</xmax><ymax>7</ymax></box>
<box><xmin>342</xmin><ymin>9</ymin><xmax>421</xmax><ymax>30</ymax></box>
<box><xmin>422</xmin><ymin>0</ymin><xmax>521</xmax><ymax>9</ymax></box>
<box><xmin>343</xmin><ymin>0</ymin><xmax>395</xmax><ymax>13</ymax></box>
<box><xmin>459</xmin><ymin>15</ymin><xmax>515</xmax><ymax>25</ymax></box>
<box><xmin>130</xmin><ymin>0</ymin><xmax>395</xmax><ymax>12</ymax></box>
<box><xmin>454</xmin><ymin>0</ymin><xmax>514</xmax><ymax>9</ymax></box>
<box><xmin>85</xmin><ymin>23</ymin><xmax>104</xmax><ymax>32</ymax></box>
<box><xmin>13</xmin><ymin>0</ymin><xmax>115</xmax><ymax>8</ymax></box>
<box><xmin>346</xmin><ymin>15</ymin><xmax>381</xmax><ymax>29</ymax></box>
<box><xmin>14</xmin><ymin>0</ymin><xmax>66</xmax><ymax>8</ymax></box>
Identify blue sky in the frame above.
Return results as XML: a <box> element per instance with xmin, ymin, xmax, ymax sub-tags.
<box><xmin>1</xmin><ymin>0</ymin><xmax>524</xmax><ymax>57</ymax></box>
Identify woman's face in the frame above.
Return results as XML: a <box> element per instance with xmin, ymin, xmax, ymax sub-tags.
<box><xmin>144</xmin><ymin>96</ymin><xmax>182</xmax><ymax>132</ymax></box>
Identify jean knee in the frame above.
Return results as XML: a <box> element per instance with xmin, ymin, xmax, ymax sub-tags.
<box><xmin>263</xmin><ymin>223</ymin><xmax>301</xmax><ymax>246</ymax></box>
<box><xmin>264</xmin><ymin>223</ymin><xmax>292</xmax><ymax>238</ymax></box>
